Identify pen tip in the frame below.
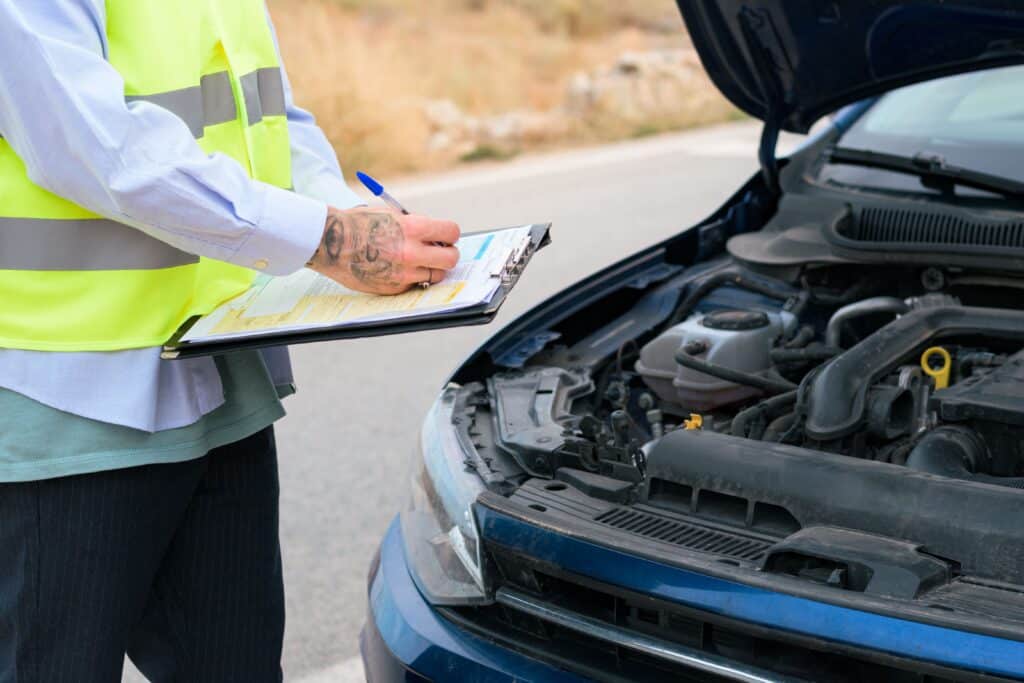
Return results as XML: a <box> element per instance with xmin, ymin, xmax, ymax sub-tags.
<box><xmin>356</xmin><ymin>171</ymin><xmax>384</xmax><ymax>196</ymax></box>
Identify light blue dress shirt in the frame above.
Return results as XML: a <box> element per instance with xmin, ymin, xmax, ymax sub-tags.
<box><xmin>0</xmin><ymin>2</ymin><xmax>363</xmax><ymax>432</ymax></box>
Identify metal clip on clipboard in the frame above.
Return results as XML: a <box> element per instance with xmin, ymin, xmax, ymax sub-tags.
<box><xmin>496</xmin><ymin>238</ymin><xmax>537</xmax><ymax>287</ymax></box>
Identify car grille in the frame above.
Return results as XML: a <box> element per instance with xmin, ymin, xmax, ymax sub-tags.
<box><xmin>593</xmin><ymin>507</ymin><xmax>773</xmax><ymax>563</ymax></box>
<box><xmin>440</xmin><ymin>543</ymin><xmax>1001</xmax><ymax>683</ymax></box>
<box><xmin>840</xmin><ymin>207</ymin><xmax>1024</xmax><ymax>250</ymax></box>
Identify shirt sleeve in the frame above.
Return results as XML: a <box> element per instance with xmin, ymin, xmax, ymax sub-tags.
<box><xmin>0</xmin><ymin>0</ymin><xmax>326</xmax><ymax>276</ymax></box>
<box><xmin>266</xmin><ymin>11</ymin><xmax>365</xmax><ymax>210</ymax></box>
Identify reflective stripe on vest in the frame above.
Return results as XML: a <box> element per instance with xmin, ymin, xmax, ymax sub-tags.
<box><xmin>0</xmin><ymin>218</ymin><xmax>199</xmax><ymax>271</ymax></box>
<box><xmin>126</xmin><ymin>72</ymin><xmax>236</xmax><ymax>138</ymax></box>
<box><xmin>0</xmin><ymin>0</ymin><xmax>295</xmax><ymax>351</ymax></box>
<box><xmin>0</xmin><ymin>66</ymin><xmax>288</xmax><ymax>273</ymax></box>
<box><xmin>1</xmin><ymin>67</ymin><xmax>288</xmax><ymax>273</ymax></box>
<box><xmin>127</xmin><ymin>68</ymin><xmax>287</xmax><ymax>138</ymax></box>
<box><xmin>240</xmin><ymin>68</ymin><xmax>287</xmax><ymax>126</ymax></box>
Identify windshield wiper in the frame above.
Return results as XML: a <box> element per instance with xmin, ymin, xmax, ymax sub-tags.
<box><xmin>826</xmin><ymin>146</ymin><xmax>1024</xmax><ymax>199</ymax></box>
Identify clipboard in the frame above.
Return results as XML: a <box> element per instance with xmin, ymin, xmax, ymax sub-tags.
<box><xmin>161</xmin><ymin>223</ymin><xmax>551</xmax><ymax>360</ymax></box>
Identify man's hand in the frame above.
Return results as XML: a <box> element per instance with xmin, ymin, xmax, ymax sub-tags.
<box><xmin>308</xmin><ymin>207</ymin><xmax>461</xmax><ymax>295</ymax></box>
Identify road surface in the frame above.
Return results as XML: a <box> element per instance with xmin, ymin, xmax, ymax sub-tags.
<box><xmin>125</xmin><ymin>120</ymin><xmax>805</xmax><ymax>682</ymax></box>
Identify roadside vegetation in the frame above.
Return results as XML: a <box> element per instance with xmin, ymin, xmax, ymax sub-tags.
<box><xmin>269</xmin><ymin>0</ymin><xmax>738</xmax><ymax>176</ymax></box>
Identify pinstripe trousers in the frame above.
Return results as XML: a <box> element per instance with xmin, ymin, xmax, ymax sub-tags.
<box><xmin>0</xmin><ymin>427</ymin><xmax>285</xmax><ymax>683</ymax></box>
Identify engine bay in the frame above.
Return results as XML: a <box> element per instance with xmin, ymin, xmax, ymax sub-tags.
<box><xmin>464</xmin><ymin>255</ymin><xmax>1024</xmax><ymax>484</ymax></box>
<box><xmin>453</xmin><ymin>239</ymin><xmax>1024</xmax><ymax>588</ymax></box>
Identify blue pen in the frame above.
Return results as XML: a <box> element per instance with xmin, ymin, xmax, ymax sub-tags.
<box><xmin>357</xmin><ymin>171</ymin><xmax>409</xmax><ymax>215</ymax></box>
<box><xmin>357</xmin><ymin>171</ymin><xmax>451</xmax><ymax>248</ymax></box>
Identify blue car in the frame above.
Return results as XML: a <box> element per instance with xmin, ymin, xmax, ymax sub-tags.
<box><xmin>363</xmin><ymin>1</ymin><xmax>1024</xmax><ymax>680</ymax></box>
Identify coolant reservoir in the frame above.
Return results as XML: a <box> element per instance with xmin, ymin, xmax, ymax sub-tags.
<box><xmin>636</xmin><ymin>309</ymin><xmax>795</xmax><ymax>412</ymax></box>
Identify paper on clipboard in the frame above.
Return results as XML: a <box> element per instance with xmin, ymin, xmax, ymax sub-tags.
<box><xmin>180</xmin><ymin>225</ymin><xmax>535</xmax><ymax>344</ymax></box>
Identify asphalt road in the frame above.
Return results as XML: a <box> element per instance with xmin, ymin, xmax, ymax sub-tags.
<box><xmin>124</xmin><ymin>120</ymin><xmax>804</xmax><ymax>682</ymax></box>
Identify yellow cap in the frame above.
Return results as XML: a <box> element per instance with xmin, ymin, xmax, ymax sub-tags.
<box><xmin>921</xmin><ymin>346</ymin><xmax>952</xmax><ymax>390</ymax></box>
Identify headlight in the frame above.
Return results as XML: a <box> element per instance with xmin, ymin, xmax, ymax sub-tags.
<box><xmin>400</xmin><ymin>385</ymin><xmax>489</xmax><ymax>605</ymax></box>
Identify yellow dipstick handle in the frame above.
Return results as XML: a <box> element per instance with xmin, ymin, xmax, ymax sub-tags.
<box><xmin>684</xmin><ymin>414</ymin><xmax>704</xmax><ymax>431</ymax></box>
<box><xmin>921</xmin><ymin>347</ymin><xmax>952</xmax><ymax>389</ymax></box>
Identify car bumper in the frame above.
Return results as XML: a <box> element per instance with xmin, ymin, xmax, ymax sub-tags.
<box><xmin>360</xmin><ymin>517</ymin><xmax>587</xmax><ymax>683</ymax></box>
<box><xmin>365</xmin><ymin>508</ymin><xmax>1024</xmax><ymax>682</ymax></box>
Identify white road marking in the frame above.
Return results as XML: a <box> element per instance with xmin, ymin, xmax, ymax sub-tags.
<box><xmin>294</xmin><ymin>656</ymin><xmax>366</xmax><ymax>683</ymax></box>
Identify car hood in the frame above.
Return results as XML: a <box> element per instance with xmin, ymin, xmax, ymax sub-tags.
<box><xmin>676</xmin><ymin>1</ymin><xmax>1024</xmax><ymax>133</ymax></box>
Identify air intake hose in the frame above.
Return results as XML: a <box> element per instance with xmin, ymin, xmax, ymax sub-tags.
<box><xmin>906</xmin><ymin>427</ymin><xmax>1024</xmax><ymax>489</ymax></box>
<box><xmin>805</xmin><ymin>306</ymin><xmax>1024</xmax><ymax>440</ymax></box>
<box><xmin>825</xmin><ymin>296</ymin><xmax>909</xmax><ymax>348</ymax></box>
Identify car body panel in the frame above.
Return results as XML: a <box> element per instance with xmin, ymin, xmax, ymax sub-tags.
<box><xmin>363</xmin><ymin>517</ymin><xmax>589</xmax><ymax>682</ymax></box>
<box><xmin>677</xmin><ymin>0</ymin><xmax>1024</xmax><ymax>132</ymax></box>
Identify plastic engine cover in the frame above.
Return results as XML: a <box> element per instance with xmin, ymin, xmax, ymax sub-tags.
<box><xmin>636</xmin><ymin>309</ymin><xmax>795</xmax><ymax>412</ymax></box>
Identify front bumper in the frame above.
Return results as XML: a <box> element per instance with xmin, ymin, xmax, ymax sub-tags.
<box><xmin>360</xmin><ymin>517</ymin><xmax>586</xmax><ymax>683</ymax></box>
<box><xmin>365</xmin><ymin>504</ymin><xmax>1024</xmax><ymax>682</ymax></box>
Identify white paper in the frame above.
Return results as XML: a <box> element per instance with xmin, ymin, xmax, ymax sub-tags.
<box><xmin>180</xmin><ymin>225</ymin><xmax>536</xmax><ymax>344</ymax></box>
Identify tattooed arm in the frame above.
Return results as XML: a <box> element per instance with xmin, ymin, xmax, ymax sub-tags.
<box><xmin>307</xmin><ymin>207</ymin><xmax>462</xmax><ymax>295</ymax></box>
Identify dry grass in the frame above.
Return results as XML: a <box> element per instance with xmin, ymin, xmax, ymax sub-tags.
<box><xmin>269</xmin><ymin>0</ymin><xmax>736</xmax><ymax>176</ymax></box>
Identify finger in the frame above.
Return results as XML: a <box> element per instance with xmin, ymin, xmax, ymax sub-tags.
<box><xmin>405</xmin><ymin>266</ymin><xmax>442</xmax><ymax>286</ymax></box>
<box><xmin>405</xmin><ymin>243</ymin><xmax>460</xmax><ymax>271</ymax></box>
<box><xmin>382</xmin><ymin>282</ymin><xmax>414</xmax><ymax>295</ymax></box>
<box><xmin>404</xmin><ymin>216</ymin><xmax>461</xmax><ymax>246</ymax></box>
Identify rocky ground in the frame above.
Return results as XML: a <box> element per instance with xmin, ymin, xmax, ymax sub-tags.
<box><xmin>423</xmin><ymin>48</ymin><xmax>739</xmax><ymax>163</ymax></box>
<box><xmin>270</xmin><ymin>0</ymin><xmax>739</xmax><ymax>176</ymax></box>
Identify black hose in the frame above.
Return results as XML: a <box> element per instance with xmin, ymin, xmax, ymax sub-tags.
<box><xmin>674</xmin><ymin>349</ymin><xmax>798</xmax><ymax>396</ymax></box>
<box><xmin>907</xmin><ymin>427</ymin><xmax>1024</xmax><ymax>489</ymax></box>
<box><xmin>802</xmin><ymin>276</ymin><xmax>876</xmax><ymax>306</ymax></box>
<box><xmin>959</xmin><ymin>352</ymin><xmax>1006</xmax><ymax>377</ymax></box>
<box><xmin>805</xmin><ymin>305</ymin><xmax>1024</xmax><ymax>441</ymax></box>
<box><xmin>825</xmin><ymin>297</ymin><xmax>909</xmax><ymax>348</ymax></box>
<box><xmin>949</xmin><ymin>275</ymin><xmax>1024</xmax><ymax>291</ymax></box>
<box><xmin>784</xmin><ymin>325</ymin><xmax>816</xmax><ymax>349</ymax></box>
<box><xmin>786</xmin><ymin>291</ymin><xmax>812</xmax><ymax>319</ymax></box>
<box><xmin>877</xmin><ymin>438</ymin><xmax>916</xmax><ymax>466</ymax></box>
<box><xmin>763</xmin><ymin>413</ymin><xmax>797</xmax><ymax>442</ymax></box>
<box><xmin>667</xmin><ymin>267</ymin><xmax>796</xmax><ymax>327</ymax></box>
<box><xmin>731</xmin><ymin>390</ymin><xmax>798</xmax><ymax>439</ymax></box>
<box><xmin>769</xmin><ymin>346</ymin><xmax>842</xmax><ymax>364</ymax></box>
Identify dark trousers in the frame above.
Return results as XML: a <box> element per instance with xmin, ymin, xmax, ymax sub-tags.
<box><xmin>0</xmin><ymin>427</ymin><xmax>285</xmax><ymax>683</ymax></box>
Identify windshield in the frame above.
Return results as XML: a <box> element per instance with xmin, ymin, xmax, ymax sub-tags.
<box><xmin>832</xmin><ymin>64</ymin><xmax>1024</xmax><ymax>190</ymax></box>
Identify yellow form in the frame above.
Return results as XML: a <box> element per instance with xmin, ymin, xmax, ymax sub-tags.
<box><xmin>183</xmin><ymin>226</ymin><xmax>531</xmax><ymax>344</ymax></box>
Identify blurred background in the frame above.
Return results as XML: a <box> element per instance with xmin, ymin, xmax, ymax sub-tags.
<box><xmin>268</xmin><ymin>0</ymin><xmax>739</xmax><ymax>175</ymax></box>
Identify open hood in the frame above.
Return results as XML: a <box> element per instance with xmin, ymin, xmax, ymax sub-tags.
<box><xmin>676</xmin><ymin>1</ymin><xmax>1024</xmax><ymax>133</ymax></box>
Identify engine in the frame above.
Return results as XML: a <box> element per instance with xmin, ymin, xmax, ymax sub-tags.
<box><xmin>629</xmin><ymin>274</ymin><xmax>1024</xmax><ymax>485</ymax></box>
<box><xmin>453</xmin><ymin>255</ymin><xmax>1024</xmax><ymax>590</ymax></box>
<box><xmin>466</xmin><ymin>254</ymin><xmax>1024</xmax><ymax>502</ymax></box>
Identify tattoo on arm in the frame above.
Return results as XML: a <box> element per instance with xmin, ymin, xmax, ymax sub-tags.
<box><xmin>323</xmin><ymin>212</ymin><xmax>345</xmax><ymax>262</ymax></box>
<box><xmin>313</xmin><ymin>208</ymin><xmax>405</xmax><ymax>289</ymax></box>
<box><xmin>349</xmin><ymin>214</ymin><xmax>404</xmax><ymax>286</ymax></box>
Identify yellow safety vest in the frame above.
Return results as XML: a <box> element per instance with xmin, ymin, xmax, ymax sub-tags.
<box><xmin>0</xmin><ymin>0</ymin><xmax>293</xmax><ymax>351</ymax></box>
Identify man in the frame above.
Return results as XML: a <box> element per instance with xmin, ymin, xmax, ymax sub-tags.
<box><xmin>0</xmin><ymin>1</ymin><xmax>460</xmax><ymax>681</ymax></box>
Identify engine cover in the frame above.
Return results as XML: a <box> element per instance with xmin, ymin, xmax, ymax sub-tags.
<box><xmin>934</xmin><ymin>350</ymin><xmax>1024</xmax><ymax>427</ymax></box>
